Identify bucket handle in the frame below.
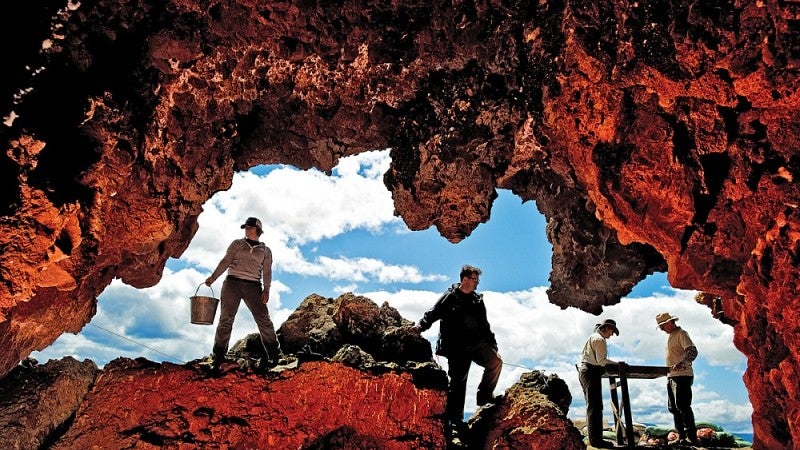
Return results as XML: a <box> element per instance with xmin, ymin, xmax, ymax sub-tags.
<box><xmin>194</xmin><ymin>283</ymin><xmax>215</xmax><ymax>298</ymax></box>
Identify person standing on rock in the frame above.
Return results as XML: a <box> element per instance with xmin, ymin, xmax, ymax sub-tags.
<box><xmin>414</xmin><ymin>265</ymin><xmax>503</xmax><ymax>431</ymax></box>
<box><xmin>578</xmin><ymin>318</ymin><xmax>620</xmax><ymax>449</ymax></box>
<box><xmin>657</xmin><ymin>312</ymin><xmax>699</xmax><ymax>445</ymax></box>
<box><xmin>204</xmin><ymin>217</ymin><xmax>282</xmax><ymax>368</ymax></box>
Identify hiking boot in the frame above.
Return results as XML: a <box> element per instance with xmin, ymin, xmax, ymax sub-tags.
<box><xmin>445</xmin><ymin>419</ymin><xmax>467</xmax><ymax>437</ymax></box>
<box><xmin>477</xmin><ymin>394</ymin><xmax>503</xmax><ymax>406</ymax></box>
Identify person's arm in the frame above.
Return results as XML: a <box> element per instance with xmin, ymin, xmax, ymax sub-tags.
<box><xmin>478</xmin><ymin>295</ymin><xmax>498</xmax><ymax>349</ymax></box>
<box><xmin>205</xmin><ymin>240</ymin><xmax>238</xmax><ymax>285</ymax></box>
<box><xmin>674</xmin><ymin>340</ymin><xmax>698</xmax><ymax>370</ymax></box>
<box><xmin>417</xmin><ymin>290</ymin><xmax>451</xmax><ymax>331</ymax></box>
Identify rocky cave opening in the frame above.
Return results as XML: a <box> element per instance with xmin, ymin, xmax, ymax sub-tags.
<box><xmin>28</xmin><ymin>158</ymin><xmax>752</xmax><ymax>439</ymax></box>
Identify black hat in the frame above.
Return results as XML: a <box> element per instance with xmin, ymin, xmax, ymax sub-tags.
<box><xmin>597</xmin><ymin>319</ymin><xmax>620</xmax><ymax>335</ymax></box>
<box><xmin>241</xmin><ymin>217</ymin><xmax>263</xmax><ymax>234</ymax></box>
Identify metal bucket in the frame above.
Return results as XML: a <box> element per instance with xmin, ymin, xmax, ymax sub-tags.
<box><xmin>190</xmin><ymin>284</ymin><xmax>219</xmax><ymax>325</ymax></box>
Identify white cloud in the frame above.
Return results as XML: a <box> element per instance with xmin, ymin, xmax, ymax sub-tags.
<box><xmin>179</xmin><ymin>150</ymin><xmax>441</xmax><ymax>287</ymax></box>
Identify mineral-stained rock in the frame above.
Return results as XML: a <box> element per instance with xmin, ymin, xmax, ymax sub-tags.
<box><xmin>3</xmin><ymin>0</ymin><xmax>800</xmax><ymax>447</ymax></box>
<box><xmin>467</xmin><ymin>371</ymin><xmax>584</xmax><ymax>450</ymax></box>
<box><xmin>49</xmin><ymin>357</ymin><xmax>448</xmax><ymax>449</ymax></box>
<box><xmin>0</xmin><ymin>357</ymin><xmax>98</xmax><ymax>450</ymax></box>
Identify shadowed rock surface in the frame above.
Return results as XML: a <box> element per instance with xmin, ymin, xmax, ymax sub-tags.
<box><xmin>278</xmin><ymin>292</ymin><xmax>433</xmax><ymax>363</ymax></box>
<box><xmin>0</xmin><ymin>357</ymin><xmax>98</xmax><ymax>450</ymax></box>
<box><xmin>2</xmin><ymin>0</ymin><xmax>800</xmax><ymax>447</ymax></box>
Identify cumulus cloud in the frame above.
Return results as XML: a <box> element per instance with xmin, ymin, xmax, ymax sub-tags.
<box><xmin>180</xmin><ymin>150</ymin><xmax>441</xmax><ymax>287</ymax></box>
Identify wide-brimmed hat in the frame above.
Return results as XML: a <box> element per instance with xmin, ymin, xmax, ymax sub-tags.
<box><xmin>241</xmin><ymin>217</ymin><xmax>263</xmax><ymax>234</ymax></box>
<box><xmin>656</xmin><ymin>312</ymin><xmax>679</xmax><ymax>327</ymax></box>
<box><xmin>597</xmin><ymin>318</ymin><xmax>619</xmax><ymax>335</ymax></box>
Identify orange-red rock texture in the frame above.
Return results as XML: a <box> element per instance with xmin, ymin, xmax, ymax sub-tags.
<box><xmin>52</xmin><ymin>359</ymin><xmax>448</xmax><ymax>449</ymax></box>
<box><xmin>2</xmin><ymin>0</ymin><xmax>800</xmax><ymax>448</ymax></box>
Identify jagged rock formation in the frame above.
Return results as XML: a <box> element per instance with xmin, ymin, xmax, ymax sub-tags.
<box><xmin>0</xmin><ymin>294</ymin><xmax>583</xmax><ymax>449</ymax></box>
<box><xmin>2</xmin><ymin>1</ymin><xmax>800</xmax><ymax>448</ymax></box>
<box><xmin>468</xmin><ymin>371</ymin><xmax>583</xmax><ymax>449</ymax></box>
<box><xmin>0</xmin><ymin>357</ymin><xmax>98</xmax><ymax>450</ymax></box>
<box><xmin>279</xmin><ymin>292</ymin><xmax>433</xmax><ymax>363</ymax></box>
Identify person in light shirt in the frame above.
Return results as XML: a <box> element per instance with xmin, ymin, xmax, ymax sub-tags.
<box><xmin>578</xmin><ymin>319</ymin><xmax>620</xmax><ymax>449</ymax></box>
<box><xmin>657</xmin><ymin>312</ymin><xmax>699</xmax><ymax>445</ymax></box>
<box><xmin>204</xmin><ymin>217</ymin><xmax>282</xmax><ymax>369</ymax></box>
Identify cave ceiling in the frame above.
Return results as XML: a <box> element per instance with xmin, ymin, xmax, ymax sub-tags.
<box><xmin>2</xmin><ymin>1</ymin><xmax>800</xmax><ymax>447</ymax></box>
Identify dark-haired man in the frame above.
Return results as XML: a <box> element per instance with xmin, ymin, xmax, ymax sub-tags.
<box><xmin>579</xmin><ymin>319</ymin><xmax>620</xmax><ymax>449</ymax></box>
<box><xmin>415</xmin><ymin>265</ymin><xmax>502</xmax><ymax>431</ymax></box>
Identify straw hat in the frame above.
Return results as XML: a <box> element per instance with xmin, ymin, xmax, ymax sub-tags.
<box><xmin>597</xmin><ymin>318</ymin><xmax>620</xmax><ymax>335</ymax></box>
<box><xmin>655</xmin><ymin>312</ymin><xmax>679</xmax><ymax>327</ymax></box>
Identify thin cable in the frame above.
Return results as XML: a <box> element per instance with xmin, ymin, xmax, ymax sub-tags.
<box><xmin>88</xmin><ymin>323</ymin><xmax>186</xmax><ymax>364</ymax></box>
<box><xmin>435</xmin><ymin>355</ymin><xmax>535</xmax><ymax>372</ymax></box>
<box><xmin>503</xmin><ymin>362</ymin><xmax>534</xmax><ymax>371</ymax></box>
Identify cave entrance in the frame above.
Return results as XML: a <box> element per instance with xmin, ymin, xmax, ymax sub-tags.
<box><xmin>31</xmin><ymin>149</ymin><xmax>751</xmax><ymax>436</ymax></box>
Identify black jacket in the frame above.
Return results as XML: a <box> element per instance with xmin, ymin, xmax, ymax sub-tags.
<box><xmin>418</xmin><ymin>284</ymin><xmax>497</xmax><ymax>357</ymax></box>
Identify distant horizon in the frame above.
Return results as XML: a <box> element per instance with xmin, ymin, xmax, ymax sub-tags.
<box><xmin>32</xmin><ymin>149</ymin><xmax>754</xmax><ymax>435</ymax></box>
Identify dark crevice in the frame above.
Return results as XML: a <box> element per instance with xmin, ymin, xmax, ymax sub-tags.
<box><xmin>666</xmin><ymin>114</ymin><xmax>696</xmax><ymax>167</ymax></box>
<box><xmin>592</xmin><ymin>141</ymin><xmax>636</xmax><ymax>191</ymax></box>
<box><xmin>217</xmin><ymin>416</ymin><xmax>249</xmax><ymax>427</ymax></box>
<box><xmin>54</xmin><ymin>229</ymin><xmax>74</xmax><ymax>256</ymax></box>
<box><xmin>38</xmin><ymin>411</ymin><xmax>78</xmax><ymax>450</ymax></box>
<box><xmin>0</xmin><ymin>150</ymin><xmax>21</xmax><ymax>216</ymax></box>
<box><xmin>759</xmin><ymin>245</ymin><xmax>774</xmax><ymax>282</ymax></box>
<box><xmin>121</xmin><ymin>426</ymin><xmax>166</xmax><ymax>446</ymax></box>
<box><xmin>679</xmin><ymin>225</ymin><xmax>698</xmax><ymax>253</ymax></box>
<box><xmin>693</xmin><ymin>152</ymin><xmax>732</xmax><ymax>224</ymax></box>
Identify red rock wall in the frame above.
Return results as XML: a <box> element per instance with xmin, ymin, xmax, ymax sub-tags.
<box><xmin>2</xmin><ymin>1</ymin><xmax>800</xmax><ymax>447</ymax></box>
<box><xmin>50</xmin><ymin>358</ymin><xmax>447</xmax><ymax>449</ymax></box>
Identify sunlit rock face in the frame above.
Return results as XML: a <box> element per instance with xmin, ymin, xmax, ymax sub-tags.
<box><xmin>49</xmin><ymin>358</ymin><xmax>448</xmax><ymax>449</ymax></box>
<box><xmin>2</xmin><ymin>0</ymin><xmax>800</xmax><ymax>447</ymax></box>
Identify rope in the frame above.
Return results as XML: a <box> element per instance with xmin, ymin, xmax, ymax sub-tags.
<box><xmin>503</xmin><ymin>362</ymin><xmax>534</xmax><ymax>371</ymax></box>
<box><xmin>435</xmin><ymin>355</ymin><xmax>535</xmax><ymax>372</ymax></box>
<box><xmin>89</xmin><ymin>323</ymin><xmax>187</xmax><ymax>364</ymax></box>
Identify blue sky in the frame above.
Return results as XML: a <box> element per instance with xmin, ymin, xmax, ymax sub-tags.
<box><xmin>33</xmin><ymin>149</ymin><xmax>753</xmax><ymax>435</ymax></box>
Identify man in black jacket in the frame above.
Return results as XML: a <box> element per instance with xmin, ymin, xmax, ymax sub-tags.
<box><xmin>415</xmin><ymin>265</ymin><xmax>503</xmax><ymax>429</ymax></box>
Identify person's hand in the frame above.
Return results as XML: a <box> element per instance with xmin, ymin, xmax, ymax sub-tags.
<box><xmin>204</xmin><ymin>277</ymin><xmax>213</xmax><ymax>286</ymax></box>
<box><xmin>261</xmin><ymin>291</ymin><xmax>269</xmax><ymax>304</ymax></box>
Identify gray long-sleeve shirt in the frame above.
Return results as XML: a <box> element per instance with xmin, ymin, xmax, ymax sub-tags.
<box><xmin>208</xmin><ymin>239</ymin><xmax>272</xmax><ymax>292</ymax></box>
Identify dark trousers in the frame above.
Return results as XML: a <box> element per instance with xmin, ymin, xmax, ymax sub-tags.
<box><xmin>667</xmin><ymin>376</ymin><xmax>696</xmax><ymax>440</ymax></box>
<box><xmin>213</xmin><ymin>278</ymin><xmax>281</xmax><ymax>361</ymax></box>
<box><xmin>445</xmin><ymin>342</ymin><xmax>502</xmax><ymax>421</ymax></box>
<box><xmin>579</xmin><ymin>363</ymin><xmax>605</xmax><ymax>443</ymax></box>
